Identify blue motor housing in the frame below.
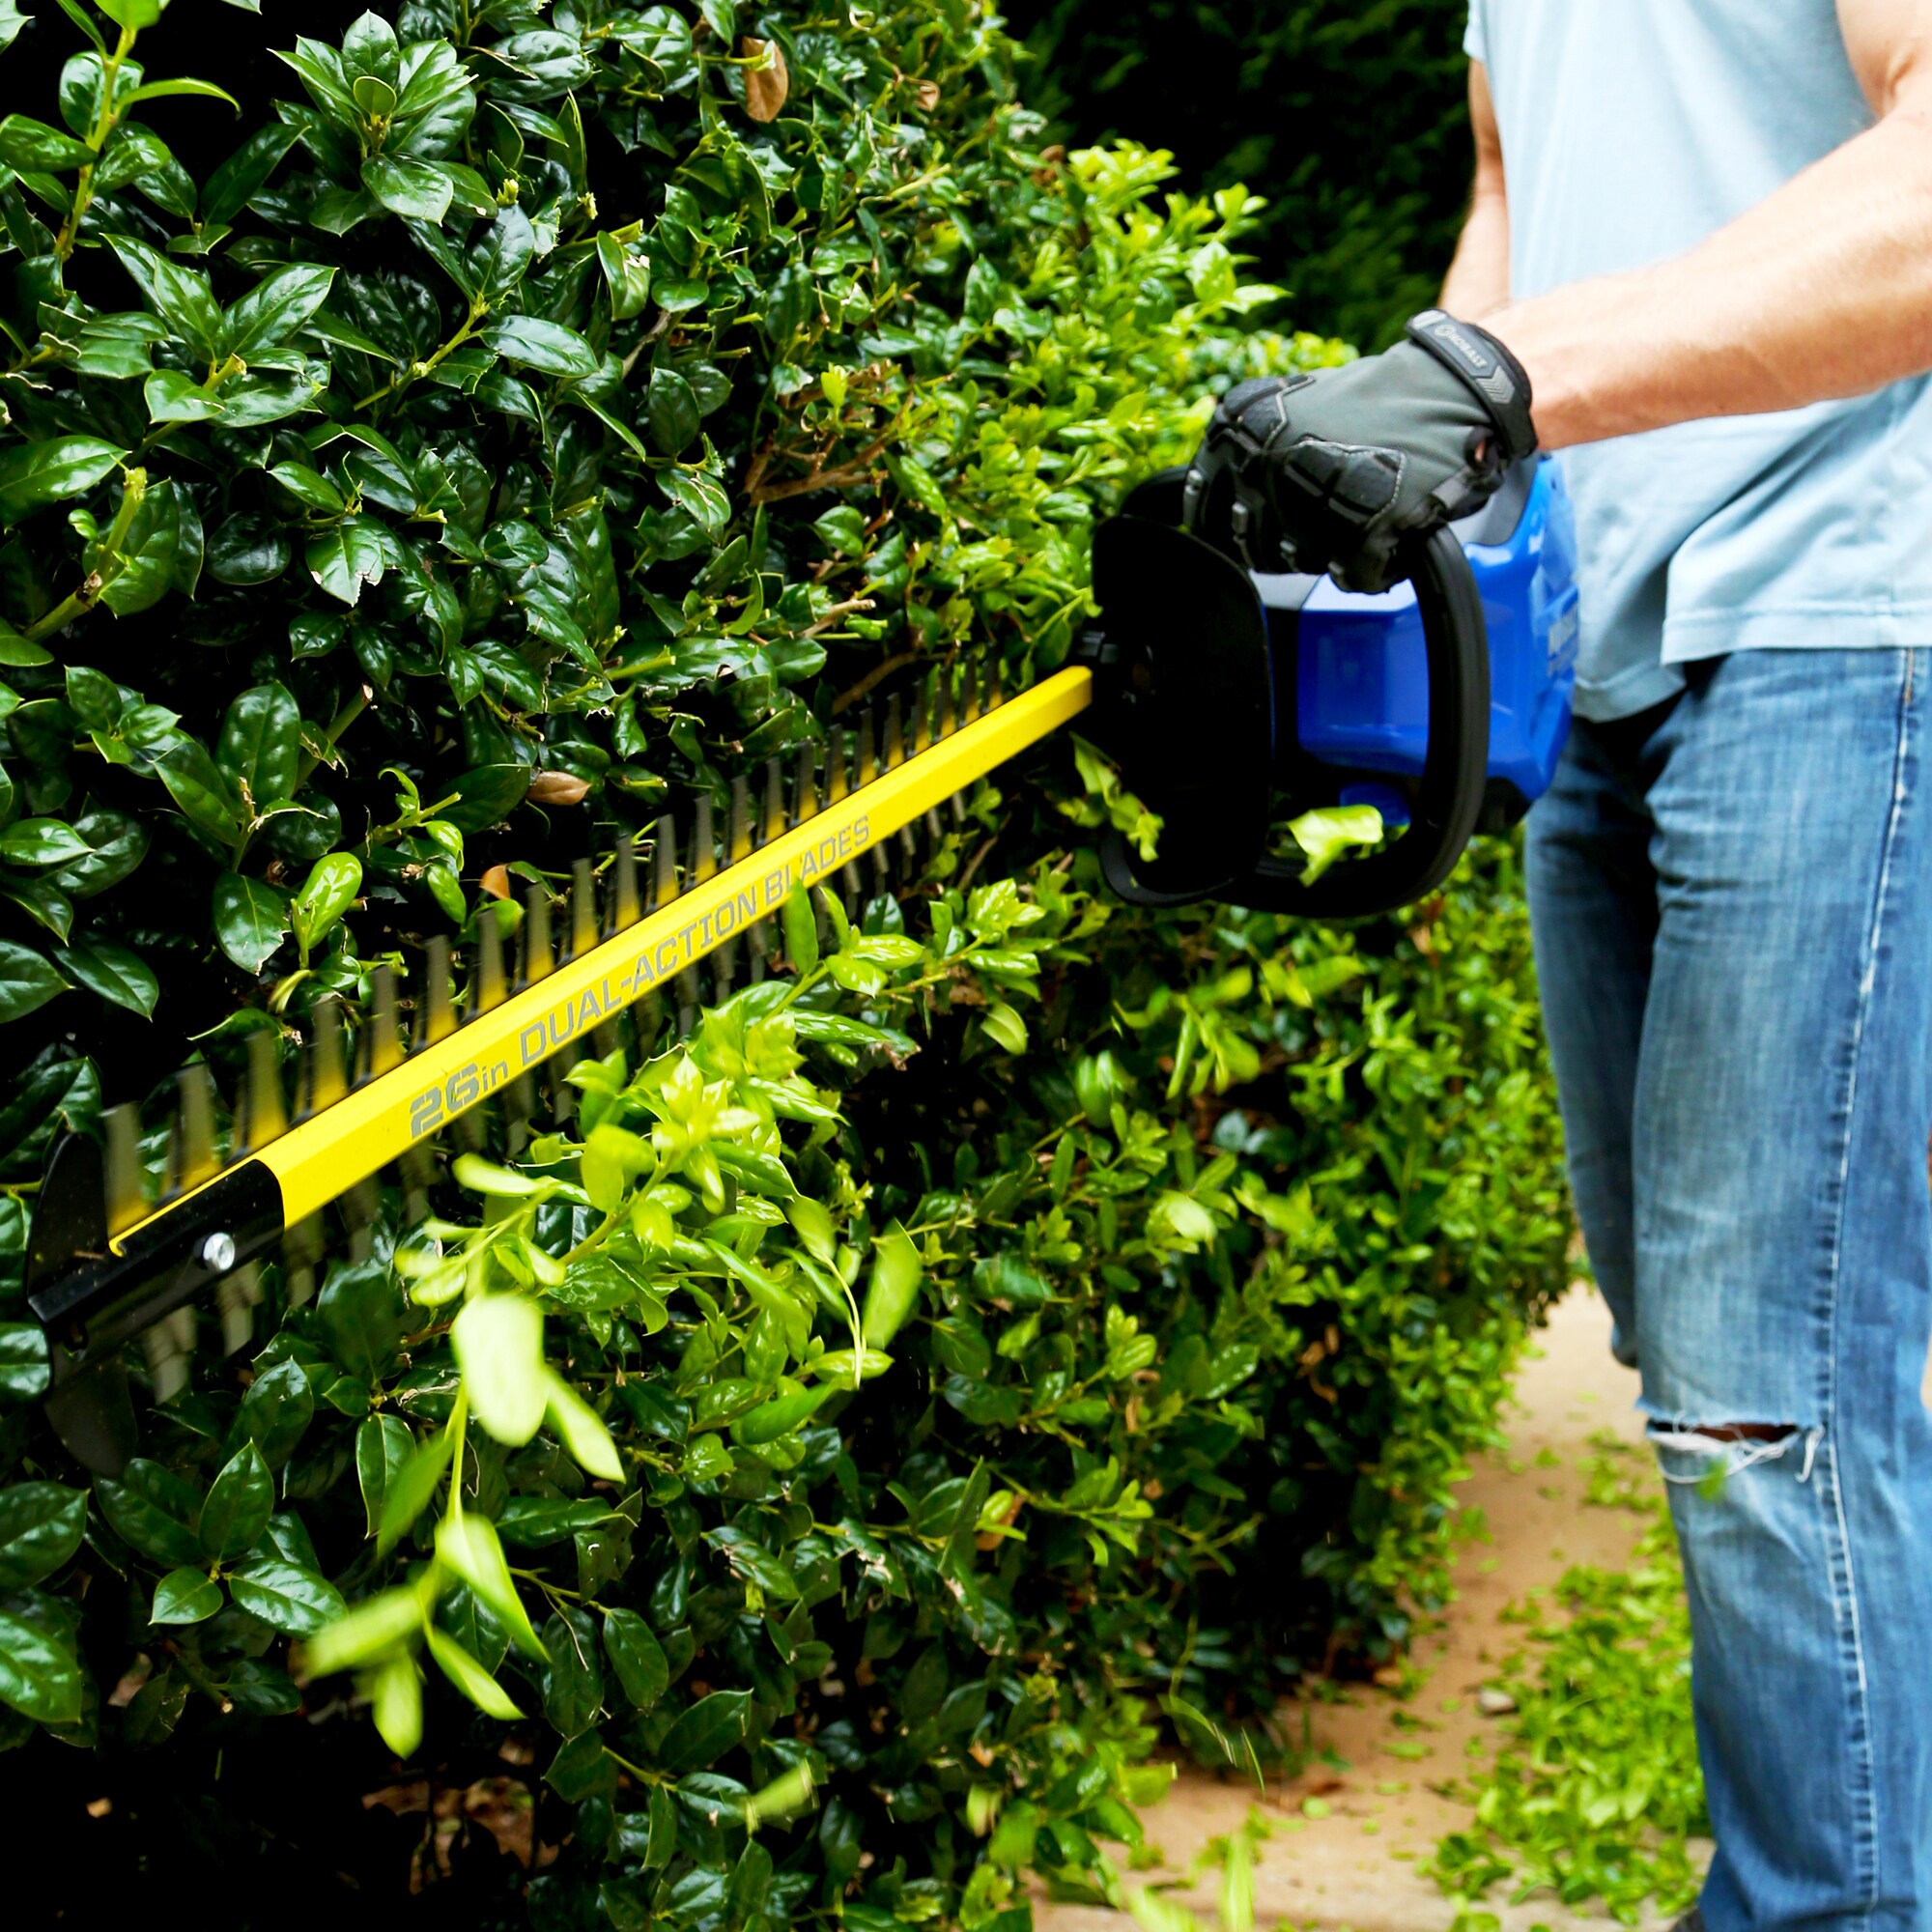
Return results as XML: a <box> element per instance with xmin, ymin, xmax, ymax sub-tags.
<box><xmin>1257</xmin><ymin>456</ymin><xmax>1578</xmax><ymax>827</ymax></box>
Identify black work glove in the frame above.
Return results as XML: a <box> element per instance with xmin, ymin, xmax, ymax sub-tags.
<box><xmin>1183</xmin><ymin>309</ymin><xmax>1537</xmax><ymax>593</ymax></box>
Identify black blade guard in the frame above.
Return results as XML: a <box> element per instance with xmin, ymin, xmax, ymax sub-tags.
<box><xmin>1087</xmin><ymin>516</ymin><xmax>1277</xmax><ymax>905</ymax></box>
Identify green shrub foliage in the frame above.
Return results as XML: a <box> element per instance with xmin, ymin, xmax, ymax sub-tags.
<box><xmin>0</xmin><ymin>0</ymin><xmax>1568</xmax><ymax>1917</ymax></box>
<box><xmin>1005</xmin><ymin>0</ymin><xmax>1473</xmax><ymax>349</ymax></box>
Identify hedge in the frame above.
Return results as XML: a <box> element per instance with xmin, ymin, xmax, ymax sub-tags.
<box><xmin>1004</xmin><ymin>0</ymin><xmax>1474</xmax><ymax>349</ymax></box>
<box><xmin>0</xmin><ymin>0</ymin><xmax>1568</xmax><ymax>1918</ymax></box>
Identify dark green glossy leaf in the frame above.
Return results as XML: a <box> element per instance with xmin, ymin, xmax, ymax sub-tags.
<box><xmin>0</xmin><ymin>437</ymin><xmax>126</xmax><ymax>527</ymax></box>
<box><xmin>0</xmin><ymin>115</ymin><xmax>95</xmax><ymax>172</ymax></box>
<box><xmin>199</xmin><ymin>1441</ymin><xmax>274</xmax><ymax>1561</ymax></box>
<box><xmin>0</xmin><ymin>1483</ymin><xmax>86</xmax><ymax>1589</ymax></box>
<box><xmin>229</xmin><ymin>1559</ymin><xmax>345</xmax><ymax>1635</ymax></box>
<box><xmin>657</xmin><ymin>1690</ymin><xmax>752</xmax><ymax>1775</ymax></box>
<box><xmin>207</xmin><ymin>513</ymin><xmax>293</xmax><ymax>586</ymax></box>
<box><xmin>225</xmin><ymin>262</ymin><xmax>335</xmax><ymax>359</ymax></box>
<box><xmin>50</xmin><ymin>939</ymin><xmax>156</xmax><ymax>1017</ymax></box>
<box><xmin>0</xmin><ymin>1324</ymin><xmax>50</xmax><ymax>1403</ymax></box>
<box><xmin>0</xmin><ymin>940</ymin><xmax>66</xmax><ymax>1024</ymax></box>
<box><xmin>156</xmin><ymin>738</ymin><xmax>243</xmax><ymax>845</ymax></box>
<box><xmin>482</xmin><ymin>315</ymin><xmax>599</xmax><ymax>380</ymax></box>
<box><xmin>216</xmin><ymin>682</ymin><xmax>300</xmax><ymax>805</ymax></box>
<box><xmin>212</xmin><ymin>872</ymin><xmax>291</xmax><ymax>973</ymax></box>
<box><xmin>363</xmin><ymin>155</ymin><xmax>452</xmax><ymax>223</ymax></box>
<box><xmin>602</xmin><ymin>1607</ymin><xmax>668</xmax><ymax>1712</ymax></box>
<box><xmin>97</xmin><ymin>1459</ymin><xmax>203</xmax><ymax>1568</ymax></box>
<box><xmin>234</xmin><ymin>1356</ymin><xmax>314</xmax><ymax>1467</ymax></box>
<box><xmin>107</xmin><ymin>237</ymin><xmax>221</xmax><ymax>360</ymax></box>
<box><xmin>0</xmin><ymin>1607</ymin><xmax>80</xmax><ymax>1724</ymax></box>
<box><xmin>541</xmin><ymin>1605</ymin><xmax>604</xmax><ymax>1739</ymax></box>
<box><xmin>151</xmin><ymin>1566</ymin><xmax>224</xmax><ymax>1627</ymax></box>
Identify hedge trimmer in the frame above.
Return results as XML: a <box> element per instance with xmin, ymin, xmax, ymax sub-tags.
<box><xmin>23</xmin><ymin>461</ymin><xmax>1577</xmax><ymax>1471</ymax></box>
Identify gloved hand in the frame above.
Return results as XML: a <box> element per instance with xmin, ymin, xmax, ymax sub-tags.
<box><xmin>1183</xmin><ymin>309</ymin><xmax>1537</xmax><ymax>593</ymax></box>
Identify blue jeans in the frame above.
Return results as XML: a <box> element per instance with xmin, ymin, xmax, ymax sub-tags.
<box><xmin>1525</xmin><ymin>649</ymin><xmax>1932</xmax><ymax>1930</ymax></box>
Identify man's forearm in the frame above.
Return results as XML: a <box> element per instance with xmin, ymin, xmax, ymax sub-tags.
<box><xmin>1488</xmin><ymin>102</ymin><xmax>1932</xmax><ymax>449</ymax></box>
<box><xmin>1440</xmin><ymin>187</ymin><xmax>1511</xmax><ymax>320</ymax></box>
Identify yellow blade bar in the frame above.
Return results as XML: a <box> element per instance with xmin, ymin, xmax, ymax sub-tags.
<box><xmin>244</xmin><ymin>667</ymin><xmax>1094</xmax><ymax>1228</ymax></box>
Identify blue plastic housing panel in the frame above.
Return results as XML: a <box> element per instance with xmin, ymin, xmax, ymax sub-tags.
<box><xmin>1272</xmin><ymin>459</ymin><xmax>1579</xmax><ymax>809</ymax></box>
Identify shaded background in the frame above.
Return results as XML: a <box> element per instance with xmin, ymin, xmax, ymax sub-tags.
<box><xmin>1004</xmin><ymin>0</ymin><xmax>1474</xmax><ymax>349</ymax></box>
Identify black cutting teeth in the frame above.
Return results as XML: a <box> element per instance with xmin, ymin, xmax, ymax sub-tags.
<box><xmin>53</xmin><ymin>661</ymin><xmax>1021</xmax><ymax>1378</ymax></box>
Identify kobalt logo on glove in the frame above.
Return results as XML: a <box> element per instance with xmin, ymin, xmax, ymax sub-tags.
<box><xmin>1182</xmin><ymin>309</ymin><xmax>1538</xmax><ymax>594</ymax></box>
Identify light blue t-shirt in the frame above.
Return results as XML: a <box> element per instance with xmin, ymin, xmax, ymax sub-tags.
<box><xmin>1467</xmin><ymin>3</ymin><xmax>1932</xmax><ymax>720</ymax></box>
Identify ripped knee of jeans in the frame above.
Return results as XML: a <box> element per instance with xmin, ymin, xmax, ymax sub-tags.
<box><xmin>1647</xmin><ymin>1417</ymin><xmax>1820</xmax><ymax>1485</ymax></box>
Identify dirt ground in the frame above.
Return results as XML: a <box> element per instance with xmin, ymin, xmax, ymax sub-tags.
<box><xmin>1037</xmin><ymin>1283</ymin><xmax>1702</xmax><ymax>1932</ymax></box>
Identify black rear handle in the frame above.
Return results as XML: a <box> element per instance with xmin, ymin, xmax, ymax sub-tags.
<box><xmin>1234</xmin><ymin>523</ymin><xmax>1490</xmax><ymax>919</ymax></box>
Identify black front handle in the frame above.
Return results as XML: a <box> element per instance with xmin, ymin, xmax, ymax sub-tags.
<box><xmin>1235</xmin><ymin>523</ymin><xmax>1491</xmax><ymax>919</ymax></box>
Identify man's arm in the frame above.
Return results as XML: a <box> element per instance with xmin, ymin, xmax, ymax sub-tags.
<box><xmin>1439</xmin><ymin>62</ymin><xmax>1510</xmax><ymax>319</ymax></box>
<box><xmin>1489</xmin><ymin>0</ymin><xmax>1932</xmax><ymax>448</ymax></box>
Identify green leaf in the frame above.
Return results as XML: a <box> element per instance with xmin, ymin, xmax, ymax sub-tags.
<box><xmin>50</xmin><ymin>809</ymin><xmax>148</xmax><ymax>902</ymax></box>
<box><xmin>0</xmin><ymin>940</ymin><xmax>67</xmax><ymax>1024</ymax></box>
<box><xmin>0</xmin><ymin>437</ymin><xmax>125</xmax><ymax>526</ymax></box>
<box><xmin>0</xmin><ymin>630</ymin><xmax>52</xmax><ymax>668</ymax></box>
<box><xmin>0</xmin><ymin>1483</ymin><xmax>87</xmax><ymax>1589</ymax></box>
<box><xmin>362</xmin><ymin>155</ymin><xmax>452</xmax><ymax>222</ymax></box>
<box><xmin>424</xmin><ymin>1625</ymin><xmax>522</xmax><ymax>1719</ymax></box>
<box><xmin>0</xmin><ymin>1323</ymin><xmax>51</xmax><ymax>1402</ymax></box>
<box><xmin>212</xmin><ymin>872</ymin><xmax>290</xmax><ymax>973</ymax></box>
<box><xmin>207</xmin><ymin>514</ymin><xmax>292</xmax><ymax>585</ymax></box>
<box><xmin>434</xmin><ymin>1511</ymin><xmax>544</xmax><ymax>1658</ymax></box>
<box><xmin>541</xmin><ymin>1367</ymin><xmax>623</xmax><ymax>1481</ymax></box>
<box><xmin>269</xmin><ymin>463</ymin><xmax>345</xmax><ymax>514</ymax></box>
<box><xmin>290</xmin><ymin>851</ymin><xmax>361</xmax><ymax>957</ymax></box>
<box><xmin>1287</xmin><ymin>803</ymin><xmax>1384</xmax><ymax>885</ymax></box>
<box><xmin>96</xmin><ymin>1458</ymin><xmax>203</xmax><ymax>1568</ymax></box>
<box><xmin>50</xmin><ymin>939</ymin><xmax>156</xmax><ymax>1017</ymax></box>
<box><xmin>782</xmin><ymin>883</ymin><xmax>818</xmax><ymax>977</ymax></box>
<box><xmin>117</xmin><ymin>77</ymin><xmax>242</xmax><ymax>112</ymax></box>
<box><xmin>107</xmin><ymin>236</ymin><xmax>222</xmax><ymax>360</ymax></box>
<box><xmin>151</xmin><ymin>1566</ymin><xmax>224</xmax><ymax>1627</ymax></box>
<box><xmin>862</xmin><ymin>1223</ymin><xmax>923</xmax><ymax>1351</ymax></box>
<box><xmin>596</xmin><ymin>232</ymin><xmax>652</xmax><ymax>319</ymax></box>
<box><xmin>142</xmin><ymin>369</ymin><xmax>224</xmax><ymax>424</ymax></box>
<box><xmin>452</xmin><ymin>1293</ymin><xmax>547</xmax><ymax>1446</ymax></box>
<box><xmin>201</xmin><ymin>122</ymin><xmax>298</xmax><ymax>228</ymax></box>
<box><xmin>368</xmin><ymin>1649</ymin><xmax>423</xmax><ymax>1758</ymax></box>
<box><xmin>441</xmin><ymin>763</ymin><xmax>528</xmax><ymax>834</ymax></box>
<box><xmin>224</xmin><ymin>262</ymin><xmax>335</xmax><ymax>359</ymax></box>
<box><xmin>658</xmin><ymin>1689</ymin><xmax>752</xmax><ymax>1775</ymax></box>
<box><xmin>156</xmin><ymin>738</ymin><xmax>243</xmax><ymax>845</ymax></box>
<box><xmin>0</xmin><ymin>818</ymin><xmax>90</xmax><ymax>867</ymax></box>
<box><xmin>0</xmin><ymin>3</ymin><xmax>29</xmax><ymax>54</ymax></box>
<box><xmin>230</xmin><ymin>1559</ymin><xmax>346</xmax><ymax>1635</ymax></box>
<box><xmin>602</xmin><ymin>1608</ymin><xmax>669</xmax><ymax>1712</ymax></box>
<box><xmin>981</xmin><ymin>1001</ymin><xmax>1028</xmax><ymax>1053</ymax></box>
<box><xmin>376</xmin><ymin>1426</ymin><xmax>452</xmax><ymax>1553</ymax></box>
<box><xmin>298</xmin><ymin>1582</ymin><xmax>422</xmax><ymax>1678</ymax></box>
<box><xmin>355</xmin><ymin>1414</ymin><xmax>413</xmax><ymax>1537</ymax></box>
<box><xmin>198</xmin><ymin>1440</ymin><xmax>274</xmax><ymax>1561</ymax></box>
<box><xmin>0</xmin><ymin>115</ymin><xmax>95</xmax><ymax>172</ymax></box>
<box><xmin>216</xmin><ymin>681</ymin><xmax>300</xmax><ymax>804</ymax></box>
<box><xmin>0</xmin><ymin>1607</ymin><xmax>81</xmax><ymax>1725</ymax></box>
<box><xmin>305</xmin><ymin>518</ymin><xmax>389</xmax><ymax>605</ymax></box>
<box><xmin>661</xmin><ymin>467</ymin><xmax>730</xmax><ymax>536</ymax></box>
<box><xmin>482</xmin><ymin>315</ymin><xmax>599</xmax><ymax>380</ymax></box>
<box><xmin>540</xmin><ymin>1605</ymin><xmax>603</xmax><ymax>1739</ymax></box>
<box><xmin>646</xmin><ymin>365</ymin><xmax>700</xmax><ymax>454</ymax></box>
<box><xmin>233</xmin><ymin>1355</ymin><xmax>314</xmax><ymax>1467</ymax></box>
